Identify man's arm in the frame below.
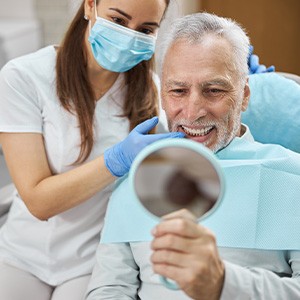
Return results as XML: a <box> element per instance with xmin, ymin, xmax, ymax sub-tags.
<box><xmin>221</xmin><ymin>253</ymin><xmax>300</xmax><ymax>300</ymax></box>
<box><xmin>151</xmin><ymin>210</ymin><xmax>300</xmax><ymax>300</ymax></box>
<box><xmin>86</xmin><ymin>243</ymin><xmax>140</xmax><ymax>300</ymax></box>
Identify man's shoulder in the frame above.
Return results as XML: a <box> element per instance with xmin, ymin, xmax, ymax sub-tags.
<box><xmin>218</xmin><ymin>136</ymin><xmax>300</xmax><ymax>161</ymax></box>
<box><xmin>251</xmin><ymin>139</ymin><xmax>299</xmax><ymax>157</ymax></box>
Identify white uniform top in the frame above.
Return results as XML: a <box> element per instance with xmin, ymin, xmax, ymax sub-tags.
<box><xmin>0</xmin><ymin>46</ymin><xmax>131</xmax><ymax>285</ymax></box>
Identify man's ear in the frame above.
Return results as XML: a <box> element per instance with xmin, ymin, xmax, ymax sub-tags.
<box><xmin>241</xmin><ymin>78</ymin><xmax>250</xmax><ymax>112</ymax></box>
<box><xmin>84</xmin><ymin>0</ymin><xmax>96</xmax><ymax>21</ymax></box>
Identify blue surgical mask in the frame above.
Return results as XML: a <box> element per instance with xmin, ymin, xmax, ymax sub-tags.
<box><xmin>88</xmin><ymin>13</ymin><xmax>156</xmax><ymax>73</ymax></box>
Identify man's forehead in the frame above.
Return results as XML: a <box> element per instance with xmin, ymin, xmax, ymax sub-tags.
<box><xmin>167</xmin><ymin>35</ymin><xmax>233</xmax><ymax>58</ymax></box>
<box><xmin>163</xmin><ymin>37</ymin><xmax>235</xmax><ymax>73</ymax></box>
<box><xmin>162</xmin><ymin>38</ymin><xmax>236</xmax><ymax>86</ymax></box>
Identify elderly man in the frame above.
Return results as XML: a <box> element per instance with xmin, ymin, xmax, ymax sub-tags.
<box><xmin>86</xmin><ymin>13</ymin><xmax>300</xmax><ymax>300</ymax></box>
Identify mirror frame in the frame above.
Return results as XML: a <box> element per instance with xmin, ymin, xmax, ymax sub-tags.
<box><xmin>129</xmin><ymin>139</ymin><xmax>225</xmax><ymax>221</ymax></box>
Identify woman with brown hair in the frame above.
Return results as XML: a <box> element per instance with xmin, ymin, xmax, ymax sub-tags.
<box><xmin>0</xmin><ymin>0</ymin><xmax>183</xmax><ymax>299</ymax></box>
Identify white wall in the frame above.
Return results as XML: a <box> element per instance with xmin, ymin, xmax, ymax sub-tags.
<box><xmin>36</xmin><ymin>0</ymin><xmax>70</xmax><ymax>45</ymax></box>
<box><xmin>0</xmin><ymin>0</ymin><xmax>42</xmax><ymax>66</ymax></box>
<box><xmin>0</xmin><ymin>0</ymin><xmax>36</xmax><ymax>18</ymax></box>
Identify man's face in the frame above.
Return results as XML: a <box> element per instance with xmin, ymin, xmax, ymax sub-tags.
<box><xmin>161</xmin><ymin>35</ymin><xmax>250</xmax><ymax>152</ymax></box>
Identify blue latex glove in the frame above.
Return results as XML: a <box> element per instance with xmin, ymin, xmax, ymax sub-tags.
<box><xmin>248</xmin><ymin>45</ymin><xmax>275</xmax><ymax>74</ymax></box>
<box><xmin>104</xmin><ymin>117</ymin><xmax>185</xmax><ymax>177</ymax></box>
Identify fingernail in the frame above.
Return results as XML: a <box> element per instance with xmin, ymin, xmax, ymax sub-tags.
<box><xmin>151</xmin><ymin>227</ymin><xmax>157</xmax><ymax>236</ymax></box>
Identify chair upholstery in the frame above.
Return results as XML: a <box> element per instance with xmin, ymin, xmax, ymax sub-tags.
<box><xmin>242</xmin><ymin>72</ymin><xmax>300</xmax><ymax>153</ymax></box>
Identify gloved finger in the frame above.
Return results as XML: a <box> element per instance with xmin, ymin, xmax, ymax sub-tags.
<box><xmin>134</xmin><ymin>117</ymin><xmax>159</xmax><ymax>134</ymax></box>
<box><xmin>248</xmin><ymin>45</ymin><xmax>254</xmax><ymax>57</ymax></box>
<box><xmin>266</xmin><ymin>65</ymin><xmax>275</xmax><ymax>72</ymax></box>
<box><xmin>255</xmin><ymin>64</ymin><xmax>267</xmax><ymax>74</ymax></box>
<box><xmin>144</xmin><ymin>132</ymin><xmax>185</xmax><ymax>143</ymax></box>
<box><xmin>249</xmin><ymin>54</ymin><xmax>259</xmax><ymax>73</ymax></box>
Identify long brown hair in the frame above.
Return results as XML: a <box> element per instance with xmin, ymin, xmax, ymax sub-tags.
<box><xmin>56</xmin><ymin>0</ymin><xmax>170</xmax><ymax>164</ymax></box>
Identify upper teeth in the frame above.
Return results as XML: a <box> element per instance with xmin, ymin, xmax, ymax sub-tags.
<box><xmin>182</xmin><ymin>125</ymin><xmax>213</xmax><ymax>136</ymax></box>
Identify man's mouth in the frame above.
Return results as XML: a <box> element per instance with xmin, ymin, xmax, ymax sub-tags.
<box><xmin>181</xmin><ymin>125</ymin><xmax>214</xmax><ymax>137</ymax></box>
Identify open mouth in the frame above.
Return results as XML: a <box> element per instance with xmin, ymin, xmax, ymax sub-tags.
<box><xmin>181</xmin><ymin>125</ymin><xmax>214</xmax><ymax>137</ymax></box>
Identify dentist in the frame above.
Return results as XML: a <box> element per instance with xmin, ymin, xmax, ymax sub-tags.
<box><xmin>0</xmin><ymin>0</ymin><xmax>182</xmax><ymax>299</ymax></box>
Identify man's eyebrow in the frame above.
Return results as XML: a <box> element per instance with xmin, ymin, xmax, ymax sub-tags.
<box><xmin>108</xmin><ymin>8</ymin><xmax>160</xmax><ymax>27</ymax></box>
<box><xmin>165</xmin><ymin>80</ymin><xmax>191</xmax><ymax>88</ymax></box>
<box><xmin>201</xmin><ymin>79</ymin><xmax>232</xmax><ymax>88</ymax></box>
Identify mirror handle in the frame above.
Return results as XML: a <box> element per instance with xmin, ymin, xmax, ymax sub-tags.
<box><xmin>159</xmin><ymin>275</ymin><xmax>179</xmax><ymax>290</ymax></box>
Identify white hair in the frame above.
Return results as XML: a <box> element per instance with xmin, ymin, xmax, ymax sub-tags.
<box><xmin>161</xmin><ymin>13</ymin><xmax>250</xmax><ymax>81</ymax></box>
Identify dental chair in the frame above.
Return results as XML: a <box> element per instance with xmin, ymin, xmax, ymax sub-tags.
<box><xmin>242</xmin><ymin>72</ymin><xmax>300</xmax><ymax>153</ymax></box>
<box><xmin>277</xmin><ymin>72</ymin><xmax>300</xmax><ymax>85</ymax></box>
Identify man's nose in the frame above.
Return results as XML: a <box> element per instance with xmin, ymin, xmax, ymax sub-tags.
<box><xmin>184</xmin><ymin>92</ymin><xmax>207</xmax><ymax>120</ymax></box>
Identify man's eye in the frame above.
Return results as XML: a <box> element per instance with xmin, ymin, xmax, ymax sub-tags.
<box><xmin>210</xmin><ymin>88</ymin><xmax>222</xmax><ymax>93</ymax></box>
<box><xmin>204</xmin><ymin>88</ymin><xmax>224</xmax><ymax>96</ymax></box>
<box><xmin>170</xmin><ymin>89</ymin><xmax>186</xmax><ymax>96</ymax></box>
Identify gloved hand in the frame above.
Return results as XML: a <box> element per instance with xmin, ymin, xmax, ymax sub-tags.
<box><xmin>104</xmin><ymin>117</ymin><xmax>185</xmax><ymax>177</ymax></box>
<box><xmin>248</xmin><ymin>45</ymin><xmax>275</xmax><ymax>74</ymax></box>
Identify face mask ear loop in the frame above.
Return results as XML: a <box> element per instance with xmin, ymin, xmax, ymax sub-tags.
<box><xmin>94</xmin><ymin>0</ymin><xmax>98</xmax><ymax>19</ymax></box>
<box><xmin>88</xmin><ymin>0</ymin><xmax>97</xmax><ymax>35</ymax></box>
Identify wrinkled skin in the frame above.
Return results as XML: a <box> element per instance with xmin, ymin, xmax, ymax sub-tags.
<box><xmin>161</xmin><ymin>36</ymin><xmax>250</xmax><ymax>153</ymax></box>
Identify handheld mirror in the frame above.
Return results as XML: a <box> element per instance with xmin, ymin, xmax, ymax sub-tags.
<box><xmin>131</xmin><ymin>139</ymin><xmax>225</xmax><ymax>290</ymax></box>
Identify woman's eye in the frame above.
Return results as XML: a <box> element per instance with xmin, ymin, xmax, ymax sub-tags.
<box><xmin>111</xmin><ymin>17</ymin><xmax>126</xmax><ymax>26</ymax></box>
<box><xmin>139</xmin><ymin>28</ymin><xmax>154</xmax><ymax>35</ymax></box>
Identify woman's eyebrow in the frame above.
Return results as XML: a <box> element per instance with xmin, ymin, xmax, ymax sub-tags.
<box><xmin>143</xmin><ymin>22</ymin><xmax>160</xmax><ymax>27</ymax></box>
<box><xmin>109</xmin><ymin>8</ymin><xmax>160</xmax><ymax>27</ymax></box>
<box><xmin>109</xmin><ymin>8</ymin><xmax>132</xmax><ymax>20</ymax></box>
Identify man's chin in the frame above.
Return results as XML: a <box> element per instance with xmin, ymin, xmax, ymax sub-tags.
<box><xmin>185</xmin><ymin>136</ymin><xmax>221</xmax><ymax>153</ymax></box>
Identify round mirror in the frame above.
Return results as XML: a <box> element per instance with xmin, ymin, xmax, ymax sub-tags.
<box><xmin>133</xmin><ymin>139</ymin><xmax>224</xmax><ymax>221</ymax></box>
<box><xmin>130</xmin><ymin>139</ymin><xmax>225</xmax><ymax>290</ymax></box>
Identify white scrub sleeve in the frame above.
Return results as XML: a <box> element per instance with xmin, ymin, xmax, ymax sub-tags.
<box><xmin>0</xmin><ymin>61</ymin><xmax>42</xmax><ymax>133</ymax></box>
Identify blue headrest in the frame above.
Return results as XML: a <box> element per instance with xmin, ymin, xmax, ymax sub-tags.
<box><xmin>242</xmin><ymin>73</ymin><xmax>300</xmax><ymax>153</ymax></box>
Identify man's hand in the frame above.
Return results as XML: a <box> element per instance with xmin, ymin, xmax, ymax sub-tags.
<box><xmin>151</xmin><ymin>209</ymin><xmax>225</xmax><ymax>300</ymax></box>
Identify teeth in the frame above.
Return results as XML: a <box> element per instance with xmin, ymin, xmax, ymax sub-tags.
<box><xmin>182</xmin><ymin>125</ymin><xmax>213</xmax><ymax>136</ymax></box>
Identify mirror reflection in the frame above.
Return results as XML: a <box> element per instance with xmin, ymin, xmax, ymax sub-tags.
<box><xmin>134</xmin><ymin>146</ymin><xmax>221</xmax><ymax>219</ymax></box>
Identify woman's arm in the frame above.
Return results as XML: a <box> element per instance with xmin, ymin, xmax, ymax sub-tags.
<box><xmin>0</xmin><ymin>118</ymin><xmax>183</xmax><ymax>220</ymax></box>
<box><xmin>0</xmin><ymin>132</ymin><xmax>114</xmax><ymax>220</ymax></box>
